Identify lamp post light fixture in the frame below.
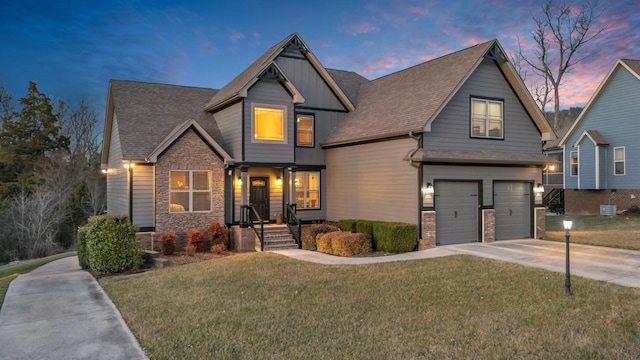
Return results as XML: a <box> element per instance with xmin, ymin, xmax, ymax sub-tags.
<box><xmin>563</xmin><ymin>217</ymin><xmax>573</xmax><ymax>297</ymax></box>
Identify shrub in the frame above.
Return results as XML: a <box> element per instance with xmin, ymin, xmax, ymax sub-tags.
<box><xmin>372</xmin><ymin>222</ymin><xmax>417</xmax><ymax>253</ymax></box>
<box><xmin>185</xmin><ymin>244</ymin><xmax>196</xmax><ymax>256</ymax></box>
<box><xmin>338</xmin><ymin>219</ymin><xmax>358</xmax><ymax>233</ymax></box>
<box><xmin>316</xmin><ymin>233</ymin><xmax>333</xmax><ymax>254</ymax></box>
<box><xmin>207</xmin><ymin>221</ymin><xmax>230</xmax><ymax>251</ymax></box>
<box><xmin>355</xmin><ymin>219</ymin><xmax>376</xmax><ymax>238</ymax></box>
<box><xmin>76</xmin><ymin>225</ymin><xmax>90</xmax><ymax>270</ymax></box>
<box><xmin>84</xmin><ymin>215</ymin><xmax>143</xmax><ymax>274</ymax></box>
<box><xmin>331</xmin><ymin>232</ymin><xmax>371</xmax><ymax>256</ymax></box>
<box><xmin>187</xmin><ymin>229</ymin><xmax>204</xmax><ymax>252</ymax></box>
<box><xmin>158</xmin><ymin>231</ymin><xmax>177</xmax><ymax>255</ymax></box>
<box><xmin>302</xmin><ymin>223</ymin><xmax>340</xmax><ymax>251</ymax></box>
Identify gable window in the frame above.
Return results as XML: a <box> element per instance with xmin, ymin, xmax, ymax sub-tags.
<box><xmin>614</xmin><ymin>147</ymin><xmax>625</xmax><ymax>175</ymax></box>
<box><xmin>170</xmin><ymin>171</ymin><xmax>211</xmax><ymax>212</ymax></box>
<box><xmin>471</xmin><ymin>98</ymin><xmax>503</xmax><ymax>138</ymax></box>
<box><xmin>570</xmin><ymin>151</ymin><xmax>578</xmax><ymax>176</ymax></box>
<box><xmin>295</xmin><ymin>171</ymin><xmax>320</xmax><ymax>209</ymax></box>
<box><xmin>296</xmin><ymin>114</ymin><xmax>314</xmax><ymax>147</ymax></box>
<box><xmin>253</xmin><ymin>105</ymin><xmax>286</xmax><ymax>143</ymax></box>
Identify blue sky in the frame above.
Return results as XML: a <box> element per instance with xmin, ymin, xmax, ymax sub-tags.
<box><xmin>1</xmin><ymin>0</ymin><xmax>638</xmax><ymax>120</ymax></box>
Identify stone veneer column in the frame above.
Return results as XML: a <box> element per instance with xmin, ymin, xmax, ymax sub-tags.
<box><xmin>419</xmin><ymin>211</ymin><xmax>436</xmax><ymax>250</ymax></box>
<box><xmin>534</xmin><ymin>207</ymin><xmax>546</xmax><ymax>239</ymax></box>
<box><xmin>482</xmin><ymin>209</ymin><xmax>495</xmax><ymax>243</ymax></box>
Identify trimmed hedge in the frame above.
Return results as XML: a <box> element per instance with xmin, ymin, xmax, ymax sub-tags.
<box><xmin>77</xmin><ymin>225</ymin><xmax>90</xmax><ymax>269</ymax></box>
<box><xmin>316</xmin><ymin>232</ymin><xmax>371</xmax><ymax>256</ymax></box>
<box><xmin>83</xmin><ymin>215</ymin><xmax>143</xmax><ymax>274</ymax></box>
<box><xmin>372</xmin><ymin>222</ymin><xmax>416</xmax><ymax>253</ymax></box>
<box><xmin>337</xmin><ymin>219</ymin><xmax>417</xmax><ymax>253</ymax></box>
<box><xmin>302</xmin><ymin>223</ymin><xmax>340</xmax><ymax>251</ymax></box>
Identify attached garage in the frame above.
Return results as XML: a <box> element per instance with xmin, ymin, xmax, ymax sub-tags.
<box><xmin>434</xmin><ymin>181</ymin><xmax>479</xmax><ymax>245</ymax></box>
<box><xmin>494</xmin><ymin>182</ymin><xmax>531</xmax><ymax>240</ymax></box>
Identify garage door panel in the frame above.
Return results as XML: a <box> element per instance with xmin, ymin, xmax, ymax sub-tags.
<box><xmin>435</xmin><ymin>182</ymin><xmax>478</xmax><ymax>245</ymax></box>
<box><xmin>494</xmin><ymin>182</ymin><xmax>531</xmax><ymax>240</ymax></box>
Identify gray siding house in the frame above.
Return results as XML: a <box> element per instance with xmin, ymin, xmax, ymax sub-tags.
<box><xmin>559</xmin><ymin>59</ymin><xmax>640</xmax><ymax>214</ymax></box>
<box><xmin>101</xmin><ymin>33</ymin><xmax>554</xmax><ymax>249</ymax></box>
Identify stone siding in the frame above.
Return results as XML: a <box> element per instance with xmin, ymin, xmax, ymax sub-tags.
<box><xmin>565</xmin><ymin>189</ymin><xmax>640</xmax><ymax>215</ymax></box>
<box><xmin>419</xmin><ymin>211</ymin><xmax>436</xmax><ymax>250</ymax></box>
<box><xmin>482</xmin><ymin>209</ymin><xmax>495</xmax><ymax>243</ymax></box>
<box><xmin>231</xmin><ymin>227</ymin><xmax>258</xmax><ymax>252</ymax></box>
<box><xmin>534</xmin><ymin>207</ymin><xmax>545</xmax><ymax>238</ymax></box>
<box><xmin>155</xmin><ymin>129</ymin><xmax>225</xmax><ymax>236</ymax></box>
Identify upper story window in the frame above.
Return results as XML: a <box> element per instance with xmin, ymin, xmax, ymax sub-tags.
<box><xmin>253</xmin><ymin>105</ymin><xmax>286</xmax><ymax>143</ymax></box>
<box><xmin>295</xmin><ymin>171</ymin><xmax>320</xmax><ymax>209</ymax></box>
<box><xmin>614</xmin><ymin>147</ymin><xmax>625</xmax><ymax>175</ymax></box>
<box><xmin>570</xmin><ymin>151</ymin><xmax>578</xmax><ymax>176</ymax></box>
<box><xmin>471</xmin><ymin>98</ymin><xmax>503</xmax><ymax>139</ymax></box>
<box><xmin>170</xmin><ymin>171</ymin><xmax>211</xmax><ymax>212</ymax></box>
<box><xmin>296</xmin><ymin>114</ymin><xmax>314</xmax><ymax>147</ymax></box>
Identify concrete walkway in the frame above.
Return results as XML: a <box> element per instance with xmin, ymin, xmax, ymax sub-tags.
<box><xmin>0</xmin><ymin>256</ymin><xmax>147</xmax><ymax>360</ymax></box>
<box><xmin>273</xmin><ymin>239</ymin><xmax>640</xmax><ymax>288</ymax></box>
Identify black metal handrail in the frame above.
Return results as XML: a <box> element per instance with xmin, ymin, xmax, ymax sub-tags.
<box><xmin>285</xmin><ymin>203</ymin><xmax>302</xmax><ymax>249</ymax></box>
<box><xmin>243</xmin><ymin>205</ymin><xmax>265</xmax><ymax>251</ymax></box>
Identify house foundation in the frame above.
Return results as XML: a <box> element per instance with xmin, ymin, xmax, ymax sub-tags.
<box><xmin>231</xmin><ymin>226</ymin><xmax>258</xmax><ymax>252</ymax></box>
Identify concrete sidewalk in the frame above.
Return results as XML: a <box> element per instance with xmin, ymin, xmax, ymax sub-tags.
<box><xmin>273</xmin><ymin>239</ymin><xmax>640</xmax><ymax>288</ymax></box>
<box><xmin>0</xmin><ymin>256</ymin><xmax>147</xmax><ymax>360</ymax></box>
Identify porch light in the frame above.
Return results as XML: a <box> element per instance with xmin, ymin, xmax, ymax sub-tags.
<box><xmin>275</xmin><ymin>176</ymin><xmax>282</xmax><ymax>186</ymax></box>
<box><xmin>534</xmin><ymin>183</ymin><xmax>544</xmax><ymax>193</ymax></box>
<box><xmin>236</xmin><ymin>177</ymin><xmax>242</xmax><ymax>186</ymax></box>
<box><xmin>563</xmin><ymin>218</ymin><xmax>573</xmax><ymax>231</ymax></box>
<box><xmin>549</xmin><ymin>164</ymin><xmax>556</xmax><ymax>171</ymax></box>
<box><xmin>123</xmin><ymin>162</ymin><xmax>135</xmax><ymax>169</ymax></box>
<box><xmin>425</xmin><ymin>183</ymin><xmax>434</xmax><ymax>194</ymax></box>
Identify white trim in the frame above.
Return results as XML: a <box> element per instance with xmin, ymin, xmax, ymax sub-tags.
<box><xmin>251</xmin><ymin>103</ymin><xmax>288</xmax><ymax>144</ymax></box>
<box><xmin>470</xmin><ymin>98</ymin><xmax>504</xmax><ymax>139</ymax></box>
<box><xmin>614</xmin><ymin>146</ymin><xmax>626</xmax><ymax>176</ymax></box>
<box><xmin>169</xmin><ymin>170</ymin><xmax>212</xmax><ymax>213</ymax></box>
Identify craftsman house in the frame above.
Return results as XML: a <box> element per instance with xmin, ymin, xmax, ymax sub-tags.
<box><xmin>101</xmin><ymin>33</ymin><xmax>554</xmax><ymax>249</ymax></box>
<box><xmin>559</xmin><ymin>59</ymin><xmax>640</xmax><ymax>214</ymax></box>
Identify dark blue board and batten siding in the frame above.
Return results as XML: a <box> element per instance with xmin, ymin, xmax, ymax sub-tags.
<box><xmin>295</xmin><ymin>110</ymin><xmax>345</xmax><ymax>165</ymax></box>
<box><xmin>212</xmin><ymin>102</ymin><xmax>242</xmax><ymax>160</ymax></box>
<box><xmin>424</xmin><ymin>59</ymin><xmax>541</xmax><ymax>153</ymax></box>
<box><xmin>564</xmin><ymin>65</ymin><xmax>640</xmax><ymax>190</ymax></box>
<box><xmin>243</xmin><ymin>81</ymin><xmax>294</xmax><ymax>163</ymax></box>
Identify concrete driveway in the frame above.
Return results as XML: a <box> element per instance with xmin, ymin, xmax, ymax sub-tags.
<box><xmin>0</xmin><ymin>256</ymin><xmax>147</xmax><ymax>360</ymax></box>
<box><xmin>274</xmin><ymin>239</ymin><xmax>640</xmax><ymax>288</ymax></box>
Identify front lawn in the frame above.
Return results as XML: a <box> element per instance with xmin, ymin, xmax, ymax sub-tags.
<box><xmin>545</xmin><ymin>214</ymin><xmax>640</xmax><ymax>250</ymax></box>
<box><xmin>0</xmin><ymin>252</ymin><xmax>76</xmax><ymax>309</ymax></box>
<box><xmin>100</xmin><ymin>253</ymin><xmax>640</xmax><ymax>359</ymax></box>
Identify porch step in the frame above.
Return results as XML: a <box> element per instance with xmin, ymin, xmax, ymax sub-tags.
<box><xmin>255</xmin><ymin>224</ymin><xmax>299</xmax><ymax>251</ymax></box>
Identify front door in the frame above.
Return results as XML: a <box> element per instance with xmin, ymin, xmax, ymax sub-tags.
<box><xmin>250</xmin><ymin>177</ymin><xmax>269</xmax><ymax>221</ymax></box>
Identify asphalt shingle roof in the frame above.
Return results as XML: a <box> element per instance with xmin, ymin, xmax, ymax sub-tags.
<box><xmin>323</xmin><ymin>40</ymin><xmax>495</xmax><ymax>145</ymax></box>
<box><xmin>109</xmin><ymin>80</ymin><xmax>225</xmax><ymax>160</ymax></box>
<box><xmin>621</xmin><ymin>59</ymin><xmax>640</xmax><ymax>77</ymax></box>
<box><xmin>325</xmin><ymin>69</ymin><xmax>369</xmax><ymax>105</ymax></box>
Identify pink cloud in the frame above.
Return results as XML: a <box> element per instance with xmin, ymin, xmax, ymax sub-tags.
<box><xmin>359</xmin><ymin>56</ymin><xmax>400</xmax><ymax>75</ymax></box>
<box><xmin>349</xmin><ymin>22</ymin><xmax>379</xmax><ymax>35</ymax></box>
<box><xmin>409</xmin><ymin>6</ymin><xmax>429</xmax><ymax>16</ymax></box>
<box><xmin>228</xmin><ymin>31</ymin><xmax>245</xmax><ymax>42</ymax></box>
<box><xmin>252</xmin><ymin>32</ymin><xmax>261</xmax><ymax>40</ymax></box>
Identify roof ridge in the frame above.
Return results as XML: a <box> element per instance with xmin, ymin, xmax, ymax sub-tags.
<box><xmin>110</xmin><ymin>79</ymin><xmax>217</xmax><ymax>91</ymax></box>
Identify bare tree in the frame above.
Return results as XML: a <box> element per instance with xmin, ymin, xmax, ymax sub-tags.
<box><xmin>58</xmin><ymin>97</ymin><xmax>101</xmax><ymax>165</ymax></box>
<box><xmin>517</xmin><ymin>0</ymin><xmax>606</xmax><ymax>130</ymax></box>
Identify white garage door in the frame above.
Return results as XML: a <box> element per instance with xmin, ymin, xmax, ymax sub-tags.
<box><xmin>494</xmin><ymin>182</ymin><xmax>531</xmax><ymax>240</ymax></box>
<box><xmin>435</xmin><ymin>181</ymin><xmax>479</xmax><ymax>245</ymax></box>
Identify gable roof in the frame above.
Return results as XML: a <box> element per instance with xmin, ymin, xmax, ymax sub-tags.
<box><xmin>101</xmin><ymin>80</ymin><xmax>227</xmax><ymax>165</ymax></box>
<box><xmin>204</xmin><ymin>33</ymin><xmax>353</xmax><ymax>112</ymax></box>
<box><xmin>574</xmin><ymin>130</ymin><xmax>609</xmax><ymax>147</ymax></box>
<box><xmin>325</xmin><ymin>68</ymin><xmax>369</xmax><ymax>105</ymax></box>
<box><xmin>559</xmin><ymin>59</ymin><xmax>640</xmax><ymax>146</ymax></box>
<box><xmin>322</xmin><ymin>39</ymin><xmax>553</xmax><ymax>147</ymax></box>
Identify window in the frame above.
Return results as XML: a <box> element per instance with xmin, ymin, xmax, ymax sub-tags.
<box><xmin>295</xmin><ymin>171</ymin><xmax>320</xmax><ymax>209</ymax></box>
<box><xmin>570</xmin><ymin>151</ymin><xmax>578</xmax><ymax>176</ymax></box>
<box><xmin>296</xmin><ymin>114</ymin><xmax>314</xmax><ymax>147</ymax></box>
<box><xmin>614</xmin><ymin>147</ymin><xmax>625</xmax><ymax>175</ymax></box>
<box><xmin>170</xmin><ymin>171</ymin><xmax>211</xmax><ymax>212</ymax></box>
<box><xmin>253</xmin><ymin>105</ymin><xmax>285</xmax><ymax>142</ymax></box>
<box><xmin>471</xmin><ymin>98</ymin><xmax>503</xmax><ymax>138</ymax></box>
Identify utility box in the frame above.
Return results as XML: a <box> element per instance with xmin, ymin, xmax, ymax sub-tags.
<box><xmin>600</xmin><ymin>205</ymin><xmax>616</xmax><ymax>216</ymax></box>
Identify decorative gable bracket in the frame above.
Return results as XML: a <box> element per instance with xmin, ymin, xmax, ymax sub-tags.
<box><xmin>283</xmin><ymin>35</ymin><xmax>309</xmax><ymax>53</ymax></box>
<box><xmin>259</xmin><ymin>63</ymin><xmax>288</xmax><ymax>82</ymax></box>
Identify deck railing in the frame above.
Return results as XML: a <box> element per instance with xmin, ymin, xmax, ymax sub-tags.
<box><xmin>242</xmin><ymin>205</ymin><xmax>265</xmax><ymax>251</ymax></box>
<box><xmin>285</xmin><ymin>203</ymin><xmax>302</xmax><ymax>249</ymax></box>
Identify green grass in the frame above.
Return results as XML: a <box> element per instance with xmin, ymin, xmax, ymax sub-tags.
<box><xmin>100</xmin><ymin>253</ymin><xmax>640</xmax><ymax>359</ymax></box>
<box><xmin>545</xmin><ymin>215</ymin><xmax>640</xmax><ymax>250</ymax></box>
<box><xmin>0</xmin><ymin>252</ymin><xmax>76</xmax><ymax>308</ymax></box>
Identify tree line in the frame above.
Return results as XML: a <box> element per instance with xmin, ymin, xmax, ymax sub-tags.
<box><xmin>0</xmin><ymin>81</ymin><xmax>104</xmax><ymax>264</ymax></box>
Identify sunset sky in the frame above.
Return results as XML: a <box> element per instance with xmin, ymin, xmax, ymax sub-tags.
<box><xmin>1</xmin><ymin>0</ymin><xmax>638</xmax><ymax>119</ymax></box>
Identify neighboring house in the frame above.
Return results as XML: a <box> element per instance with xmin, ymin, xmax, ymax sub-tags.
<box><xmin>101</xmin><ymin>33</ymin><xmax>554</xmax><ymax>250</ymax></box>
<box><xmin>559</xmin><ymin>59</ymin><xmax>640</xmax><ymax>214</ymax></box>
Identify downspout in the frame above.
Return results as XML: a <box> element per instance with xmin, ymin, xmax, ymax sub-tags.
<box><xmin>408</xmin><ymin>131</ymin><xmax>423</xmax><ymax>249</ymax></box>
<box><xmin>405</xmin><ymin>131</ymin><xmax>421</xmax><ymax>169</ymax></box>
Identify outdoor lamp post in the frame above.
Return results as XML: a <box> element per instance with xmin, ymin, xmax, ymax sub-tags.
<box><xmin>563</xmin><ymin>217</ymin><xmax>573</xmax><ymax>297</ymax></box>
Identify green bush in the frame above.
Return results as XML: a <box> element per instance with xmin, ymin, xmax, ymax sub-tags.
<box><xmin>338</xmin><ymin>219</ymin><xmax>358</xmax><ymax>233</ymax></box>
<box><xmin>372</xmin><ymin>222</ymin><xmax>417</xmax><ymax>253</ymax></box>
<box><xmin>85</xmin><ymin>215</ymin><xmax>143</xmax><ymax>274</ymax></box>
<box><xmin>76</xmin><ymin>225</ymin><xmax>90</xmax><ymax>269</ymax></box>
<box><xmin>331</xmin><ymin>232</ymin><xmax>371</xmax><ymax>256</ymax></box>
<box><xmin>355</xmin><ymin>219</ymin><xmax>377</xmax><ymax>238</ymax></box>
<box><xmin>302</xmin><ymin>223</ymin><xmax>340</xmax><ymax>251</ymax></box>
<box><xmin>316</xmin><ymin>233</ymin><xmax>333</xmax><ymax>254</ymax></box>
